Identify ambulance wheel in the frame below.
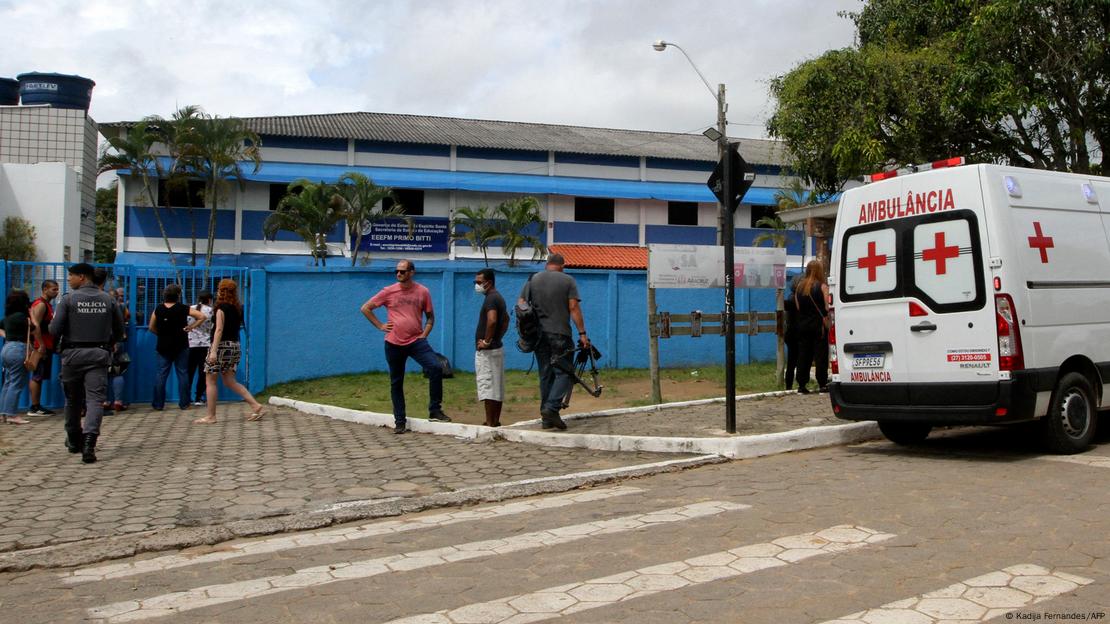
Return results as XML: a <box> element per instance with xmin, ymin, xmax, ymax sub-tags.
<box><xmin>1043</xmin><ymin>372</ymin><xmax>1096</xmax><ymax>454</ymax></box>
<box><xmin>878</xmin><ymin>421</ymin><xmax>932</xmax><ymax>445</ymax></box>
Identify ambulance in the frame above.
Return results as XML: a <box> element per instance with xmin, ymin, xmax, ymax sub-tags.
<box><xmin>828</xmin><ymin>159</ymin><xmax>1110</xmax><ymax>453</ymax></box>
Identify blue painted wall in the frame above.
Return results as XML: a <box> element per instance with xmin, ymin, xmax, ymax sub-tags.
<box><xmin>253</xmin><ymin>265</ymin><xmax>787</xmax><ymax>389</ymax></box>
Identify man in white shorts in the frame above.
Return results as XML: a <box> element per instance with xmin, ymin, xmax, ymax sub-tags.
<box><xmin>473</xmin><ymin>268</ymin><xmax>509</xmax><ymax>427</ymax></box>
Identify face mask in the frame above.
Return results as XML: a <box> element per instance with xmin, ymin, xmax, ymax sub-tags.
<box><xmin>474</xmin><ymin>283</ymin><xmax>487</xmax><ymax>294</ymax></box>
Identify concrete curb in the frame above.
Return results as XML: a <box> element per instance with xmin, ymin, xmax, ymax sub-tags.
<box><xmin>270</xmin><ymin>395</ymin><xmax>883</xmax><ymax>459</ymax></box>
<box><xmin>0</xmin><ymin>454</ymin><xmax>723</xmax><ymax>573</ymax></box>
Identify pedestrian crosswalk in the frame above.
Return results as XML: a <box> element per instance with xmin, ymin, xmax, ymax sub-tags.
<box><xmin>57</xmin><ymin>470</ymin><xmax>1101</xmax><ymax>624</ymax></box>
<box><xmin>65</xmin><ymin>485</ymin><xmax>646</xmax><ymax>585</ymax></box>
<box><xmin>385</xmin><ymin>526</ymin><xmax>895</xmax><ymax>624</ymax></box>
<box><xmin>89</xmin><ymin>499</ymin><xmax>750</xmax><ymax>622</ymax></box>
<box><xmin>819</xmin><ymin>565</ymin><xmax>1093</xmax><ymax>623</ymax></box>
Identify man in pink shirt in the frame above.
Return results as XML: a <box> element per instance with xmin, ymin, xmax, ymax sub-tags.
<box><xmin>361</xmin><ymin>259</ymin><xmax>451</xmax><ymax>433</ymax></box>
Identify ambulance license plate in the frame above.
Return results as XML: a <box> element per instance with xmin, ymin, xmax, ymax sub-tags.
<box><xmin>853</xmin><ymin>353</ymin><xmax>885</xmax><ymax>369</ymax></box>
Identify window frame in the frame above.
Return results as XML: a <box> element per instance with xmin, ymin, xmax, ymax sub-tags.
<box><xmin>839</xmin><ymin>209</ymin><xmax>986</xmax><ymax>313</ymax></box>
<box><xmin>573</xmin><ymin>197</ymin><xmax>615</xmax><ymax>223</ymax></box>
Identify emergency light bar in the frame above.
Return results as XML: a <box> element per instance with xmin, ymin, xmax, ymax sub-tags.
<box><xmin>863</xmin><ymin>157</ymin><xmax>966</xmax><ymax>183</ymax></box>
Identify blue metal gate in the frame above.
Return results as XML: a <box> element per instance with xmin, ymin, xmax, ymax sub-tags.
<box><xmin>1</xmin><ymin>261</ymin><xmax>251</xmax><ymax>410</ymax></box>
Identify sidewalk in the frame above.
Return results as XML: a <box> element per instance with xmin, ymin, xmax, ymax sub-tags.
<box><xmin>0</xmin><ymin>404</ymin><xmax>693</xmax><ymax>560</ymax></box>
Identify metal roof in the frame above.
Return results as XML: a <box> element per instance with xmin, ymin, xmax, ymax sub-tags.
<box><xmin>100</xmin><ymin>111</ymin><xmax>787</xmax><ymax>165</ymax></box>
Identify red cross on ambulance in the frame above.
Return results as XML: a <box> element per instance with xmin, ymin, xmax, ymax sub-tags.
<box><xmin>1027</xmin><ymin>221</ymin><xmax>1054</xmax><ymax>263</ymax></box>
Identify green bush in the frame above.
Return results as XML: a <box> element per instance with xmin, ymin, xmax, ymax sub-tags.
<box><xmin>0</xmin><ymin>217</ymin><xmax>37</xmax><ymax>261</ymax></box>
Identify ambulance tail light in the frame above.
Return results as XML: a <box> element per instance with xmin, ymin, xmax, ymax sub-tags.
<box><xmin>828</xmin><ymin>307</ymin><xmax>838</xmax><ymax>374</ymax></box>
<box><xmin>995</xmin><ymin>293</ymin><xmax>1024</xmax><ymax>371</ymax></box>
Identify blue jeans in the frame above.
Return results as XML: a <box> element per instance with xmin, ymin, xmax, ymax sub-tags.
<box><xmin>106</xmin><ymin>375</ymin><xmax>125</xmax><ymax>405</ymax></box>
<box><xmin>0</xmin><ymin>341</ymin><xmax>29</xmax><ymax>416</ymax></box>
<box><xmin>535</xmin><ymin>332</ymin><xmax>575</xmax><ymax>417</ymax></box>
<box><xmin>383</xmin><ymin>338</ymin><xmax>442</xmax><ymax>427</ymax></box>
<box><xmin>152</xmin><ymin>349</ymin><xmax>190</xmax><ymax>409</ymax></box>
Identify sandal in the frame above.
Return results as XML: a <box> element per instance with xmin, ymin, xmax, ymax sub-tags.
<box><xmin>192</xmin><ymin>417</ymin><xmax>217</xmax><ymax>424</ymax></box>
<box><xmin>5</xmin><ymin>415</ymin><xmax>29</xmax><ymax>425</ymax></box>
<box><xmin>246</xmin><ymin>407</ymin><xmax>265</xmax><ymax>421</ymax></box>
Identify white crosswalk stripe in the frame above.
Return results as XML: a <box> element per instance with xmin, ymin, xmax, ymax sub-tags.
<box><xmin>819</xmin><ymin>564</ymin><xmax>1094</xmax><ymax>623</ymax></box>
<box><xmin>65</xmin><ymin>485</ymin><xmax>644</xmax><ymax>585</ymax></box>
<box><xmin>385</xmin><ymin>525</ymin><xmax>895</xmax><ymax>624</ymax></box>
<box><xmin>1041</xmin><ymin>454</ymin><xmax>1110</xmax><ymax>469</ymax></box>
<box><xmin>87</xmin><ymin>500</ymin><xmax>749</xmax><ymax>622</ymax></box>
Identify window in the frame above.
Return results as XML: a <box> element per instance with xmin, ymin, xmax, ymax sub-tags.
<box><xmin>268</xmin><ymin>184</ymin><xmax>287</xmax><ymax>211</ymax></box>
<box><xmin>843</xmin><ymin>227</ymin><xmax>899</xmax><ymax>297</ymax></box>
<box><xmin>383</xmin><ymin>189</ymin><xmax>424</xmax><ymax>216</ymax></box>
<box><xmin>750</xmin><ymin>205</ymin><xmax>778</xmax><ymax>228</ymax></box>
<box><xmin>839</xmin><ymin>210</ymin><xmax>985</xmax><ymax>312</ymax></box>
<box><xmin>574</xmin><ymin>197</ymin><xmax>614</xmax><ymax>223</ymax></box>
<box><xmin>156</xmin><ymin>179</ymin><xmax>205</xmax><ymax>208</ymax></box>
<box><xmin>667</xmin><ymin>201</ymin><xmax>698</xmax><ymax>226</ymax></box>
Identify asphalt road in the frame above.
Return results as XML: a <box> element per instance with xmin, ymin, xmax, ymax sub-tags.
<box><xmin>3</xmin><ymin>424</ymin><xmax>1109</xmax><ymax>623</ymax></box>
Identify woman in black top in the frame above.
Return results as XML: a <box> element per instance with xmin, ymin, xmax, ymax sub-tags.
<box><xmin>0</xmin><ymin>290</ymin><xmax>32</xmax><ymax>424</ymax></box>
<box><xmin>193</xmin><ymin>279</ymin><xmax>263</xmax><ymax>424</ymax></box>
<box><xmin>793</xmin><ymin>259</ymin><xmax>830</xmax><ymax>394</ymax></box>
<box><xmin>148</xmin><ymin>285</ymin><xmax>206</xmax><ymax>410</ymax></box>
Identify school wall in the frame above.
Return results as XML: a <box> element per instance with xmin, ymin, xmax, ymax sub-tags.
<box><xmin>250</xmin><ymin>266</ymin><xmax>783</xmax><ymax>391</ymax></box>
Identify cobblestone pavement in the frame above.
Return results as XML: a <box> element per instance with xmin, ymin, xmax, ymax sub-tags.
<box><xmin>520</xmin><ymin>392</ymin><xmax>842</xmax><ymax>437</ymax></box>
<box><xmin>2</xmin><ymin>426</ymin><xmax>1109</xmax><ymax>622</ymax></box>
<box><xmin>0</xmin><ymin>404</ymin><xmax>686</xmax><ymax>552</ymax></box>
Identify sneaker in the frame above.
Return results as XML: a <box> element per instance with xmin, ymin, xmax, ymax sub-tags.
<box><xmin>192</xmin><ymin>401</ymin><xmax>206</xmax><ymax>406</ymax></box>
<box><xmin>797</xmin><ymin>387</ymin><xmax>811</xmax><ymax>395</ymax></box>
<box><xmin>112</xmin><ymin>402</ymin><xmax>125</xmax><ymax>411</ymax></box>
<box><xmin>27</xmin><ymin>405</ymin><xmax>54</xmax><ymax>416</ymax></box>
<box><xmin>540</xmin><ymin>409</ymin><xmax>567</xmax><ymax>431</ymax></box>
<box><xmin>818</xmin><ymin>386</ymin><xmax>830</xmax><ymax>394</ymax></box>
<box><xmin>428</xmin><ymin>410</ymin><xmax>452</xmax><ymax>422</ymax></box>
<box><xmin>393</xmin><ymin>425</ymin><xmax>408</xmax><ymax>435</ymax></box>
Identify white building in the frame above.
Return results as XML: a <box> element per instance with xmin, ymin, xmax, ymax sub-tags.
<box><xmin>0</xmin><ymin>105</ymin><xmax>98</xmax><ymax>262</ymax></box>
<box><xmin>101</xmin><ymin>112</ymin><xmax>808</xmax><ymax>269</ymax></box>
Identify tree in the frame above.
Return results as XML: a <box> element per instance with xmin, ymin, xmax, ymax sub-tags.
<box><xmin>263</xmin><ymin>180</ymin><xmax>345</xmax><ymax>267</ymax></box>
<box><xmin>149</xmin><ymin>106</ymin><xmax>204</xmax><ymax>265</ymax></box>
<box><xmin>493</xmin><ymin>196</ymin><xmax>546</xmax><ymax>267</ymax></box>
<box><xmin>451</xmin><ymin>205</ymin><xmax>500</xmax><ymax>266</ymax></box>
<box><xmin>98</xmin><ymin>119</ymin><xmax>177</xmax><ymax>267</ymax></box>
<box><xmin>332</xmin><ymin>172</ymin><xmax>407</xmax><ymax>266</ymax></box>
<box><xmin>188</xmin><ymin>112</ymin><xmax>262</xmax><ymax>275</ymax></box>
<box><xmin>0</xmin><ymin>217</ymin><xmax>37</xmax><ymax>261</ymax></box>
<box><xmin>94</xmin><ymin>184</ymin><xmax>118</xmax><ymax>263</ymax></box>
<box><xmin>767</xmin><ymin>0</ymin><xmax>1109</xmax><ymax>194</ymax></box>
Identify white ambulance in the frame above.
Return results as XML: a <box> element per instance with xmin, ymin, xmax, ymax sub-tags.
<box><xmin>828</xmin><ymin>159</ymin><xmax>1110</xmax><ymax>453</ymax></box>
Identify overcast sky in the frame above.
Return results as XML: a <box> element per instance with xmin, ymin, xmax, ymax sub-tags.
<box><xmin>1</xmin><ymin>0</ymin><xmax>859</xmax><ymax>139</ymax></box>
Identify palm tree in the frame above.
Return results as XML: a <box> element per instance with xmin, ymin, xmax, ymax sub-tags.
<box><xmin>263</xmin><ymin>180</ymin><xmax>345</xmax><ymax>267</ymax></box>
<box><xmin>188</xmin><ymin>111</ymin><xmax>262</xmax><ymax>275</ymax></box>
<box><xmin>148</xmin><ymin>106</ymin><xmax>203</xmax><ymax>265</ymax></box>
<box><xmin>451</xmin><ymin>205</ymin><xmax>500</xmax><ymax>266</ymax></box>
<box><xmin>493</xmin><ymin>196</ymin><xmax>546</xmax><ymax>266</ymax></box>
<box><xmin>333</xmin><ymin>172</ymin><xmax>407</xmax><ymax>266</ymax></box>
<box><xmin>97</xmin><ymin>119</ymin><xmax>177</xmax><ymax>268</ymax></box>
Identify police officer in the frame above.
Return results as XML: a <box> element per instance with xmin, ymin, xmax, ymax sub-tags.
<box><xmin>49</xmin><ymin>263</ymin><xmax>124</xmax><ymax>463</ymax></box>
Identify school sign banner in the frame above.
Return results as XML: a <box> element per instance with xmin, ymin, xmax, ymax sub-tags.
<box><xmin>358</xmin><ymin>217</ymin><xmax>451</xmax><ymax>254</ymax></box>
<box><xmin>648</xmin><ymin>244</ymin><xmax>787</xmax><ymax>289</ymax></box>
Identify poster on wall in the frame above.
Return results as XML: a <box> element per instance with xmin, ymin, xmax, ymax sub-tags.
<box><xmin>357</xmin><ymin>217</ymin><xmax>450</xmax><ymax>253</ymax></box>
<box><xmin>648</xmin><ymin>244</ymin><xmax>786</xmax><ymax>289</ymax></box>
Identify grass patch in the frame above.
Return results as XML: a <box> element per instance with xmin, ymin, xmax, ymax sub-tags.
<box><xmin>261</xmin><ymin>362</ymin><xmax>782</xmax><ymax>425</ymax></box>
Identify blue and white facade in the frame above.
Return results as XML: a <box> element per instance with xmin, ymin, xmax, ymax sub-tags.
<box><xmin>103</xmin><ymin>112</ymin><xmax>806</xmax><ymax>267</ymax></box>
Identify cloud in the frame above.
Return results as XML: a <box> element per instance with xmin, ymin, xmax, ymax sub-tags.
<box><xmin>0</xmin><ymin>0</ymin><xmax>859</xmax><ymax>137</ymax></box>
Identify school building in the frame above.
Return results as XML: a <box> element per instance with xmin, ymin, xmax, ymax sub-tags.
<box><xmin>99</xmin><ymin>111</ymin><xmax>808</xmax><ymax>269</ymax></box>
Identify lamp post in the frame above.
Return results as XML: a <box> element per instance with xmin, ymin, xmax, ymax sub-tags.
<box><xmin>653</xmin><ymin>40</ymin><xmax>738</xmax><ymax>434</ymax></box>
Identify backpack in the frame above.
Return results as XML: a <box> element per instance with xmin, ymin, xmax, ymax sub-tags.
<box><xmin>515</xmin><ymin>274</ymin><xmax>541</xmax><ymax>353</ymax></box>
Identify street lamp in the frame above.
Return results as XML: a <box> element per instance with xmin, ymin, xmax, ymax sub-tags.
<box><xmin>653</xmin><ymin>39</ymin><xmax>739</xmax><ymax>434</ymax></box>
